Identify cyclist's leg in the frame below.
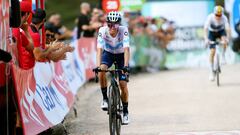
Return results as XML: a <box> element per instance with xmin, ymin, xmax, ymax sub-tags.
<box><xmin>116</xmin><ymin>53</ymin><xmax>129</xmax><ymax>124</ymax></box>
<box><xmin>99</xmin><ymin>64</ymin><xmax>108</xmax><ymax>97</ymax></box>
<box><xmin>119</xmin><ymin>79</ymin><xmax>130</xmax><ymax>124</ymax></box>
<box><xmin>99</xmin><ymin>51</ymin><xmax>114</xmax><ymax>107</ymax></box>
<box><xmin>208</xmin><ymin>31</ymin><xmax>217</xmax><ymax>81</ymax></box>
<box><xmin>220</xmin><ymin>30</ymin><xmax>228</xmax><ymax>64</ymax></box>
<box><xmin>208</xmin><ymin>31</ymin><xmax>216</xmax><ymax>71</ymax></box>
<box><xmin>119</xmin><ymin>81</ymin><xmax>128</xmax><ymax>109</ymax></box>
<box><xmin>220</xmin><ymin>29</ymin><xmax>228</xmax><ymax>52</ymax></box>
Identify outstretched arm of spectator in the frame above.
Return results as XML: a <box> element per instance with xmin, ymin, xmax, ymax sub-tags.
<box><xmin>55</xmin><ymin>26</ymin><xmax>73</xmax><ymax>40</ymax></box>
<box><xmin>82</xmin><ymin>24</ymin><xmax>95</xmax><ymax>31</ymax></box>
<box><xmin>33</xmin><ymin>44</ymin><xmax>62</xmax><ymax>61</ymax></box>
<box><xmin>47</xmin><ymin>43</ymin><xmax>74</xmax><ymax>62</ymax></box>
<box><xmin>21</xmin><ymin>23</ymin><xmax>34</xmax><ymax>52</ymax></box>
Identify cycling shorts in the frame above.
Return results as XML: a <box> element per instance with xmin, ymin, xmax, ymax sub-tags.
<box><xmin>208</xmin><ymin>29</ymin><xmax>226</xmax><ymax>49</ymax></box>
<box><xmin>101</xmin><ymin>50</ymin><xmax>128</xmax><ymax>81</ymax></box>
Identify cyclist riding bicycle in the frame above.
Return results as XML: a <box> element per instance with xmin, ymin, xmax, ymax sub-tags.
<box><xmin>95</xmin><ymin>11</ymin><xmax>130</xmax><ymax>125</ymax></box>
<box><xmin>204</xmin><ymin>5</ymin><xmax>231</xmax><ymax>81</ymax></box>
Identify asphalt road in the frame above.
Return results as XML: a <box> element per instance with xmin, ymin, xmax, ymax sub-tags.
<box><xmin>54</xmin><ymin>64</ymin><xmax>240</xmax><ymax>135</ymax></box>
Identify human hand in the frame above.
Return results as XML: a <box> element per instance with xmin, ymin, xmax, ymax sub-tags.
<box><xmin>204</xmin><ymin>39</ymin><xmax>210</xmax><ymax>48</ymax></box>
<box><xmin>63</xmin><ymin>45</ymin><xmax>75</xmax><ymax>52</ymax></box>
<box><xmin>21</xmin><ymin>22</ymin><xmax>29</xmax><ymax>32</ymax></box>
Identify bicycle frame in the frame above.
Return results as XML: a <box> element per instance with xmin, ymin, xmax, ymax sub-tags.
<box><xmin>93</xmin><ymin>68</ymin><xmax>126</xmax><ymax>135</ymax></box>
<box><xmin>209</xmin><ymin>40</ymin><xmax>223</xmax><ymax>86</ymax></box>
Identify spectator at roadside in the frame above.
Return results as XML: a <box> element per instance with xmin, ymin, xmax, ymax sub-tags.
<box><xmin>30</xmin><ymin>9</ymin><xmax>62</xmax><ymax>61</ymax></box>
<box><xmin>156</xmin><ymin>20</ymin><xmax>176</xmax><ymax>49</ymax></box>
<box><xmin>235</xmin><ymin>20</ymin><xmax>240</xmax><ymax>36</ymax></box>
<box><xmin>12</xmin><ymin>1</ymin><xmax>35</xmax><ymax>132</ymax></box>
<box><xmin>90</xmin><ymin>8</ymin><xmax>103</xmax><ymax>34</ymax></box>
<box><xmin>46</xmin><ymin>13</ymin><xmax>73</xmax><ymax>40</ymax></box>
<box><xmin>232</xmin><ymin>20</ymin><xmax>240</xmax><ymax>53</ymax></box>
<box><xmin>77</xmin><ymin>2</ymin><xmax>95</xmax><ymax>38</ymax></box>
<box><xmin>45</xmin><ymin>24</ymin><xmax>75</xmax><ymax>62</ymax></box>
<box><xmin>12</xmin><ymin>0</ymin><xmax>35</xmax><ymax>70</ymax></box>
<box><xmin>156</xmin><ymin>20</ymin><xmax>176</xmax><ymax>70</ymax></box>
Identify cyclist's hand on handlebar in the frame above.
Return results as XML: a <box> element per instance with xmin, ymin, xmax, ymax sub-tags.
<box><xmin>123</xmin><ymin>66</ymin><xmax>130</xmax><ymax>82</ymax></box>
<box><xmin>123</xmin><ymin>66</ymin><xmax>130</xmax><ymax>74</ymax></box>
<box><xmin>204</xmin><ymin>39</ymin><xmax>210</xmax><ymax>48</ymax></box>
<box><xmin>93</xmin><ymin>67</ymin><xmax>101</xmax><ymax>72</ymax></box>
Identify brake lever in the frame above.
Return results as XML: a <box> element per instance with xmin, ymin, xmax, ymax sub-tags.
<box><xmin>93</xmin><ymin>68</ymin><xmax>99</xmax><ymax>83</ymax></box>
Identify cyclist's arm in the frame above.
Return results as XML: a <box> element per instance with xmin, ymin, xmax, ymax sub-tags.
<box><xmin>224</xmin><ymin>16</ymin><xmax>231</xmax><ymax>40</ymax></box>
<box><xmin>97</xmin><ymin>48</ymin><xmax>102</xmax><ymax>67</ymax></box>
<box><xmin>123</xmin><ymin>27</ymin><xmax>130</xmax><ymax>67</ymax></box>
<box><xmin>124</xmin><ymin>47</ymin><xmax>130</xmax><ymax>67</ymax></box>
<box><xmin>204</xmin><ymin>15</ymin><xmax>211</xmax><ymax>41</ymax></box>
<box><xmin>96</xmin><ymin>27</ymin><xmax>104</xmax><ymax>67</ymax></box>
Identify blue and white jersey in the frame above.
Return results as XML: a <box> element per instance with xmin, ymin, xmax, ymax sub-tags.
<box><xmin>204</xmin><ymin>13</ymin><xmax>229</xmax><ymax>32</ymax></box>
<box><xmin>97</xmin><ymin>26</ymin><xmax>130</xmax><ymax>54</ymax></box>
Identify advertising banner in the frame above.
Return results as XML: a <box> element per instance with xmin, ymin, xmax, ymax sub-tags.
<box><xmin>11</xmin><ymin>38</ymin><xmax>97</xmax><ymax>135</ymax></box>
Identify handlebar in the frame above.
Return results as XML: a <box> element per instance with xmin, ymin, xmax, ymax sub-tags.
<box><xmin>208</xmin><ymin>40</ymin><xmax>225</xmax><ymax>45</ymax></box>
<box><xmin>92</xmin><ymin>68</ymin><xmax>129</xmax><ymax>83</ymax></box>
<box><xmin>93</xmin><ymin>68</ymin><xmax>124</xmax><ymax>73</ymax></box>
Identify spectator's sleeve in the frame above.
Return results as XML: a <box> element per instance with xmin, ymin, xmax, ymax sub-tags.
<box><xmin>12</xmin><ymin>28</ymin><xmax>20</xmax><ymax>41</ymax></box>
<box><xmin>123</xmin><ymin>27</ymin><xmax>130</xmax><ymax>48</ymax></box>
<box><xmin>31</xmin><ymin>33</ymin><xmax>41</xmax><ymax>48</ymax></box>
<box><xmin>20</xmin><ymin>30</ymin><xmax>29</xmax><ymax>47</ymax></box>
<box><xmin>97</xmin><ymin>27</ymin><xmax>105</xmax><ymax>49</ymax></box>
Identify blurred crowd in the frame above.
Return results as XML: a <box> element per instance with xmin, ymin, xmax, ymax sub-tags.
<box><xmin>232</xmin><ymin>19</ymin><xmax>240</xmax><ymax>53</ymax></box>
<box><xmin>74</xmin><ymin>2</ymin><xmax>176</xmax><ymax>72</ymax></box>
<box><xmin>127</xmin><ymin>14</ymin><xmax>176</xmax><ymax>71</ymax></box>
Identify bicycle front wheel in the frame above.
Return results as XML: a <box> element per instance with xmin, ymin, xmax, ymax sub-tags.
<box><xmin>216</xmin><ymin>54</ymin><xmax>220</xmax><ymax>87</ymax></box>
<box><xmin>108</xmin><ymin>85</ymin><xmax>117</xmax><ymax>135</ymax></box>
<box><xmin>116</xmin><ymin>88</ymin><xmax>122</xmax><ymax>135</ymax></box>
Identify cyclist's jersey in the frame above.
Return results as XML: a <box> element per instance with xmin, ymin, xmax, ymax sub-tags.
<box><xmin>97</xmin><ymin>26</ymin><xmax>130</xmax><ymax>54</ymax></box>
<box><xmin>204</xmin><ymin>13</ymin><xmax>229</xmax><ymax>32</ymax></box>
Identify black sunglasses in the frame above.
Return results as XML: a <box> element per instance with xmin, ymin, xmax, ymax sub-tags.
<box><xmin>215</xmin><ymin>14</ymin><xmax>222</xmax><ymax>17</ymax></box>
<box><xmin>107</xmin><ymin>23</ymin><xmax>119</xmax><ymax>28</ymax></box>
<box><xmin>46</xmin><ymin>34</ymin><xmax>54</xmax><ymax>38</ymax></box>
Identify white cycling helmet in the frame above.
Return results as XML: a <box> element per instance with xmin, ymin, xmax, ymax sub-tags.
<box><xmin>214</xmin><ymin>5</ymin><xmax>224</xmax><ymax>16</ymax></box>
<box><xmin>106</xmin><ymin>11</ymin><xmax>121</xmax><ymax>23</ymax></box>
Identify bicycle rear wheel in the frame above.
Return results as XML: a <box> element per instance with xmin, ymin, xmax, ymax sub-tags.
<box><xmin>108</xmin><ymin>85</ymin><xmax>117</xmax><ymax>135</ymax></box>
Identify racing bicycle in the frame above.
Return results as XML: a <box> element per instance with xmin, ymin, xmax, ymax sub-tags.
<box><xmin>93</xmin><ymin>67</ymin><xmax>128</xmax><ymax>135</ymax></box>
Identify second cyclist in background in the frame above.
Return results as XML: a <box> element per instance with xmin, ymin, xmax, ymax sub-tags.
<box><xmin>95</xmin><ymin>11</ymin><xmax>130</xmax><ymax>125</ymax></box>
<box><xmin>204</xmin><ymin>5</ymin><xmax>231</xmax><ymax>81</ymax></box>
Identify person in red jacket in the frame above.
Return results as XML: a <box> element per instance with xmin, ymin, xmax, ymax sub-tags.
<box><xmin>12</xmin><ymin>1</ymin><xmax>35</xmax><ymax>70</ymax></box>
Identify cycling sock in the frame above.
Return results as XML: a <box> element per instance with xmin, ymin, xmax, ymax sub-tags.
<box><xmin>122</xmin><ymin>102</ymin><xmax>128</xmax><ymax>114</ymax></box>
<box><xmin>101</xmin><ymin>87</ymin><xmax>108</xmax><ymax>100</ymax></box>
